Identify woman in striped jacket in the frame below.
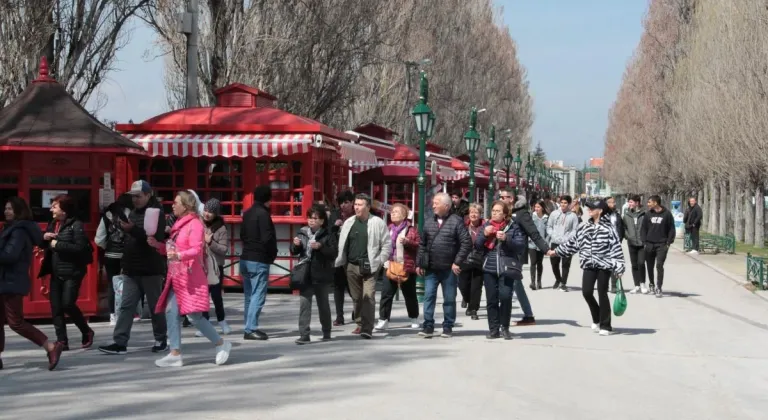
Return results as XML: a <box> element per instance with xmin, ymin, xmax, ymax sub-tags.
<box><xmin>548</xmin><ymin>199</ymin><xmax>625</xmax><ymax>336</ymax></box>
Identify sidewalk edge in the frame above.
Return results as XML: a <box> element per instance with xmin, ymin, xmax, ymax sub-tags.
<box><xmin>673</xmin><ymin>247</ymin><xmax>768</xmax><ymax>303</ymax></box>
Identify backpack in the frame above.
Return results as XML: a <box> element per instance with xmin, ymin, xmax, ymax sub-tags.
<box><xmin>102</xmin><ymin>211</ymin><xmax>126</xmax><ymax>247</ymax></box>
<box><xmin>506</xmin><ymin>219</ymin><xmax>528</xmax><ymax>251</ymax></box>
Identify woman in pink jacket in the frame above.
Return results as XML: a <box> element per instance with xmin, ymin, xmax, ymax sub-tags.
<box><xmin>148</xmin><ymin>190</ymin><xmax>232</xmax><ymax>368</ymax></box>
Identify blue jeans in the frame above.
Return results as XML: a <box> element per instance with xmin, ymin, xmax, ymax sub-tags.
<box><xmin>241</xmin><ymin>260</ymin><xmax>270</xmax><ymax>333</ymax></box>
<box><xmin>423</xmin><ymin>269</ymin><xmax>458</xmax><ymax>330</ymax></box>
<box><xmin>512</xmin><ymin>278</ymin><xmax>533</xmax><ymax>318</ymax></box>
<box><xmin>166</xmin><ymin>289</ymin><xmax>221</xmax><ymax>351</ymax></box>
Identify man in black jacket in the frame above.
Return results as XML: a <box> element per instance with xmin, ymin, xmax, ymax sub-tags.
<box><xmin>329</xmin><ymin>190</ymin><xmax>354</xmax><ymax>325</ymax></box>
<box><xmin>99</xmin><ymin>180</ymin><xmax>167</xmax><ymax>355</ymax></box>
<box><xmin>623</xmin><ymin>195</ymin><xmax>648</xmax><ymax>294</ymax></box>
<box><xmin>416</xmin><ymin>193</ymin><xmax>471</xmax><ymax>338</ymax></box>
<box><xmin>684</xmin><ymin>196</ymin><xmax>703</xmax><ymax>254</ymax></box>
<box><xmin>241</xmin><ymin>185</ymin><xmax>278</xmax><ymax>341</ymax></box>
<box><xmin>450</xmin><ymin>190</ymin><xmax>469</xmax><ymax>220</ymax></box>
<box><xmin>642</xmin><ymin>195</ymin><xmax>675</xmax><ymax>298</ymax></box>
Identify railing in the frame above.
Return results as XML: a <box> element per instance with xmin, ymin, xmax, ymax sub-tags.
<box><xmin>685</xmin><ymin>232</ymin><xmax>735</xmax><ymax>254</ymax></box>
<box><xmin>747</xmin><ymin>253</ymin><xmax>766</xmax><ymax>290</ymax></box>
<box><xmin>221</xmin><ymin>255</ymin><xmax>296</xmax><ymax>286</ymax></box>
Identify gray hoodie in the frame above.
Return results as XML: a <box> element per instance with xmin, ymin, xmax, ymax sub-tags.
<box><xmin>546</xmin><ymin>208</ymin><xmax>580</xmax><ymax>245</ymax></box>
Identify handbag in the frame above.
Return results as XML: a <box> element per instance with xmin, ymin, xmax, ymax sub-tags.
<box><xmin>290</xmin><ymin>258</ymin><xmax>311</xmax><ymax>290</ymax></box>
<box><xmin>613</xmin><ymin>276</ymin><xmax>628</xmax><ymax>316</ymax></box>
<box><xmin>386</xmin><ymin>261</ymin><xmax>409</xmax><ymax>283</ymax></box>
<box><xmin>498</xmin><ymin>224</ymin><xmax>523</xmax><ymax>280</ymax></box>
<box><xmin>464</xmin><ymin>249</ymin><xmax>483</xmax><ymax>270</ymax></box>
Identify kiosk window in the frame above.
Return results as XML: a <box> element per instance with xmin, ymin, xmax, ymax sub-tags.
<box><xmin>30</xmin><ymin>188</ymin><xmax>91</xmax><ymax>223</ymax></box>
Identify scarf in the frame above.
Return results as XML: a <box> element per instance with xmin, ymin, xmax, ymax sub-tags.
<box><xmin>484</xmin><ymin>219</ymin><xmax>508</xmax><ymax>250</ymax></box>
<box><xmin>204</xmin><ymin>215</ymin><xmax>225</xmax><ymax>233</ymax></box>
<box><xmin>389</xmin><ymin>221</ymin><xmax>409</xmax><ymax>260</ymax></box>
<box><xmin>467</xmin><ymin>218</ymin><xmax>484</xmax><ymax>242</ymax></box>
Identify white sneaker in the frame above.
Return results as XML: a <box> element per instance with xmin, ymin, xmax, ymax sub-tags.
<box><xmin>410</xmin><ymin>318</ymin><xmax>421</xmax><ymax>329</ymax></box>
<box><xmin>155</xmin><ymin>353</ymin><xmax>183</xmax><ymax>367</ymax></box>
<box><xmin>374</xmin><ymin>319</ymin><xmax>389</xmax><ymax>331</ymax></box>
<box><xmin>599</xmin><ymin>329</ymin><xmax>612</xmax><ymax>336</ymax></box>
<box><xmin>641</xmin><ymin>285</ymin><xmax>649</xmax><ymax>294</ymax></box>
<box><xmin>219</xmin><ymin>320</ymin><xmax>232</xmax><ymax>335</ymax></box>
<box><xmin>195</xmin><ymin>330</ymin><xmax>205</xmax><ymax>338</ymax></box>
<box><xmin>109</xmin><ymin>313</ymin><xmax>117</xmax><ymax>326</ymax></box>
<box><xmin>688</xmin><ymin>250</ymin><xmax>699</xmax><ymax>255</ymax></box>
<box><xmin>591</xmin><ymin>323</ymin><xmax>599</xmax><ymax>333</ymax></box>
<box><xmin>629</xmin><ymin>286</ymin><xmax>640</xmax><ymax>294</ymax></box>
<box><xmin>215</xmin><ymin>341</ymin><xmax>232</xmax><ymax>365</ymax></box>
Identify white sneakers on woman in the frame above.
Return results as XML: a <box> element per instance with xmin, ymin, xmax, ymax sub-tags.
<box><xmin>155</xmin><ymin>340</ymin><xmax>231</xmax><ymax>368</ymax></box>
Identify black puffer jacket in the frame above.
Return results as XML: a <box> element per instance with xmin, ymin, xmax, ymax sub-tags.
<box><xmin>511</xmin><ymin>195</ymin><xmax>548</xmax><ymax>252</ymax></box>
<box><xmin>39</xmin><ymin>217</ymin><xmax>91</xmax><ymax>279</ymax></box>
<box><xmin>290</xmin><ymin>226</ymin><xmax>338</xmax><ymax>286</ymax></box>
<box><xmin>0</xmin><ymin>221</ymin><xmax>43</xmax><ymax>295</ymax></box>
<box><xmin>122</xmin><ymin>199</ymin><xmax>167</xmax><ymax>276</ymax></box>
<box><xmin>416</xmin><ymin>213</ymin><xmax>471</xmax><ymax>271</ymax></box>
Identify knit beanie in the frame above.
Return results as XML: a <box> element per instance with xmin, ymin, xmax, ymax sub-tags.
<box><xmin>204</xmin><ymin>198</ymin><xmax>221</xmax><ymax>216</ymax></box>
<box><xmin>253</xmin><ymin>185</ymin><xmax>272</xmax><ymax>204</ymax></box>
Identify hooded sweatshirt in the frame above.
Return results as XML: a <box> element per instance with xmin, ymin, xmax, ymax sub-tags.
<box><xmin>546</xmin><ymin>207</ymin><xmax>580</xmax><ymax>245</ymax></box>
<box><xmin>642</xmin><ymin>206</ymin><xmax>675</xmax><ymax>245</ymax></box>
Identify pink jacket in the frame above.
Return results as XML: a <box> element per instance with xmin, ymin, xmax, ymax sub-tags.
<box><xmin>155</xmin><ymin>213</ymin><xmax>210</xmax><ymax>315</ymax></box>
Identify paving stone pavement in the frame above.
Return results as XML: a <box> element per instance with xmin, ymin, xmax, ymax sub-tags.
<box><xmin>2</xmin><ymin>246</ymin><xmax>768</xmax><ymax>420</ymax></box>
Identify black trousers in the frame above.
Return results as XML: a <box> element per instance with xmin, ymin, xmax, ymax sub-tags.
<box><xmin>582</xmin><ymin>268</ymin><xmax>612</xmax><ymax>330</ymax></box>
<box><xmin>627</xmin><ymin>245</ymin><xmax>646</xmax><ymax>286</ymax></box>
<box><xmin>645</xmin><ymin>243</ymin><xmax>669</xmax><ymax>288</ymax></box>
<box><xmin>528</xmin><ymin>249</ymin><xmax>544</xmax><ymax>284</ymax></box>
<box><xmin>203</xmin><ymin>266</ymin><xmax>226</xmax><ymax>322</ymax></box>
<box><xmin>689</xmin><ymin>226</ymin><xmax>700</xmax><ymax>251</ymax></box>
<box><xmin>549</xmin><ymin>244</ymin><xmax>572</xmax><ymax>285</ymax></box>
<box><xmin>49</xmin><ymin>272</ymin><xmax>90</xmax><ymax>344</ymax></box>
<box><xmin>379</xmin><ymin>273</ymin><xmax>420</xmax><ymax>320</ymax></box>
<box><xmin>484</xmin><ymin>273</ymin><xmax>515</xmax><ymax>331</ymax></box>
<box><xmin>333</xmin><ymin>266</ymin><xmax>352</xmax><ymax>320</ymax></box>
<box><xmin>104</xmin><ymin>257</ymin><xmax>122</xmax><ymax>314</ymax></box>
<box><xmin>458</xmin><ymin>268</ymin><xmax>483</xmax><ymax>311</ymax></box>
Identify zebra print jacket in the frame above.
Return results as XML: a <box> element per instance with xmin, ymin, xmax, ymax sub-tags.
<box><xmin>554</xmin><ymin>215</ymin><xmax>626</xmax><ymax>276</ymax></box>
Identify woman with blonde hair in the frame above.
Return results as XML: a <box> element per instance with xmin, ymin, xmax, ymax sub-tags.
<box><xmin>459</xmin><ymin>203</ymin><xmax>484</xmax><ymax>320</ymax></box>
<box><xmin>147</xmin><ymin>190</ymin><xmax>231</xmax><ymax>367</ymax></box>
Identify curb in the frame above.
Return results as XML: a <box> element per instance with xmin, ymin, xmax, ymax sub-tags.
<box><xmin>672</xmin><ymin>247</ymin><xmax>768</xmax><ymax>303</ymax></box>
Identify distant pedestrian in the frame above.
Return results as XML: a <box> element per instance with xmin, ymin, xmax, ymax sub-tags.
<box><xmin>95</xmin><ymin>193</ymin><xmax>133</xmax><ymax>325</ymax></box>
<box><xmin>605</xmin><ymin>196</ymin><xmax>625</xmax><ymax>293</ymax></box>
<box><xmin>684</xmin><ymin>196</ymin><xmax>703</xmax><ymax>254</ymax></box>
<box><xmin>450</xmin><ymin>190</ymin><xmax>469</xmax><ymax>220</ymax></box>
<box><xmin>549</xmin><ymin>199</ymin><xmax>625</xmax><ymax>336</ymax></box>
<box><xmin>643</xmin><ymin>195</ymin><xmax>675</xmax><ymax>297</ymax></box>
<box><xmin>528</xmin><ymin>200</ymin><xmax>549</xmax><ymax>290</ymax></box>
<box><xmin>329</xmin><ymin>190</ymin><xmax>354</xmax><ymax>326</ymax></box>
<box><xmin>0</xmin><ymin>197</ymin><xmax>64</xmax><ymax>371</ymax></box>
<box><xmin>622</xmin><ymin>195</ymin><xmax>648</xmax><ymax>294</ymax></box>
<box><xmin>547</xmin><ymin>195</ymin><xmax>580</xmax><ymax>291</ymax></box>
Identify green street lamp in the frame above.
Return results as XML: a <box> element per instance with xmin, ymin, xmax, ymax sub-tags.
<box><xmin>486</xmin><ymin>125</ymin><xmax>498</xmax><ymax>207</ymax></box>
<box><xmin>464</xmin><ymin>107</ymin><xmax>481</xmax><ymax>203</ymax></box>
<box><xmin>502</xmin><ymin>129</ymin><xmax>513</xmax><ymax>189</ymax></box>
<box><xmin>513</xmin><ymin>144</ymin><xmax>522</xmax><ymax>196</ymax></box>
<box><xmin>410</xmin><ymin>71</ymin><xmax>433</xmax><ymax>303</ymax></box>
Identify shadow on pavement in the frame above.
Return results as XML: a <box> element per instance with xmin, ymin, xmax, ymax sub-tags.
<box><xmin>613</xmin><ymin>327</ymin><xmax>657</xmax><ymax>335</ymax></box>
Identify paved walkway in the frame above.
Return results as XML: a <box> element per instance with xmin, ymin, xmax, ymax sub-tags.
<box><xmin>2</xmin><ymin>247</ymin><xmax>768</xmax><ymax>420</ymax></box>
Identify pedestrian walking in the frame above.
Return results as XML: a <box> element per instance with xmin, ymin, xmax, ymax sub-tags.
<box><xmin>39</xmin><ymin>194</ymin><xmax>95</xmax><ymax>351</ymax></box>
<box><xmin>240</xmin><ymin>185</ymin><xmax>278</xmax><ymax>341</ymax></box>
<box><xmin>0</xmin><ymin>197</ymin><xmax>64</xmax><ymax>371</ymax></box>
<box><xmin>198</xmin><ymin>198</ymin><xmax>232</xmax><ymax>336</ymax></box>
<box><xmin>476</xmin><ymin>201</ymin><xmax>527</xmax><ymax>340</ymax></box>
<box><xmin>148</xmin><ymin>191</ymin><xmax>231</xmax><ymax>367</ymax></box>
<box><xmin>99</xmin><ymin>180</ymin><xmax>168</xmax><ymax>355</ymax></box>
<box><xmin>528</xmin><ymin>200</ymin><xmax>549</xmax><ymax>290</ymax></box>
<box><xmin>684</xmin><ymin>196</ymin><xmax>703</xmax><ymax>254</ymax></box>
<box><xmin>622</xmin><ymin>195</ymin><xmax>648</xmax><ymax>294</ymax></box>
<box><xmin>643</xmin><ymin>195</ymin><xmax>675</xmax><ymax>297</ymax></box>
<box><xmin>549</xmin><ymin>199</ymin><xmax>625</xmax><ymax>336</ymax></box>
<box><xmin>329</xmin><ymin>190</ymin><xmax>354</xmax><ymax>326</ymax></box>
<box><xmin>335</xmin><ymin>194</ymin><xmax>391</xmax><ymax>339</ymax></box>
<box><xmin>95</xmin><ymin>193</ymin><xmax>133</xmax><ymax>326</ymax></box>
<box><xmin>376</xmin><ymin>203</ymin><xmax>421</xmax><ymax>331</ymax></box>
<box><xmin>415</xmin><ymin>193</ymin><xmax>471</xmax><ymax>338</ymax></box>
<box><xmin>605</xmin><ymin>196</ymin><xmax>625</xmax><ymax>293</ymax></box>
<box><xmin>459</xmin><ymin>203</ymin><xmax>484</xmax><ymax>321</ymax></box>
<box><xmin>291</xmin><ymin>204</ymin><xmax>338</xmax><ymax>344</ymax></box>
<box><xmin>450</xmin><ymin>190</ymin><xmax>470</xmax><ymax>220</ymax></box>
<box><xmin>546</xmin><ymin>195</ymin><xmax>580</xmax><ymax>291</ymax></box>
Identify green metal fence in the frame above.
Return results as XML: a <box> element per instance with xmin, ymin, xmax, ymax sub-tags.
<box><xmin>747</xmin><ymin>253</ymin><xmax>766</xmax><ymax>290</ymax></box>
<box><xmin>684</xmin><ymin>232</ymin><xmax>735</xmax><ymax>254</ymax></box>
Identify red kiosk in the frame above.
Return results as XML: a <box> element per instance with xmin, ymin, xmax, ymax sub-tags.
<box><xmin>0</xmin><ymin>58</ymin><xmax>146</xmax><ymax>318</ymax></box>
<box><xmin>116</xmin><ymin>83</ymin><xmax>377</xmax><ymax>288</ymax></box>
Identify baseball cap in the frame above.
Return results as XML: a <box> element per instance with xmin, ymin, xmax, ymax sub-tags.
<box><xmin>585</xmin><ymin>200</ymin><xmax>603</xmax><ymax>210</ymax></box>
<box><xmin>128</xmin><ymin>180</ymin><xmax>152</xmax><ymax>196</ymax></box>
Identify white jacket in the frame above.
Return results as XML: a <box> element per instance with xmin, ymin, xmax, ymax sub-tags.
<box><xmin>335</xmin><ymin>214</ymin><xmax>391</xmax><ymax>272</ymax></box>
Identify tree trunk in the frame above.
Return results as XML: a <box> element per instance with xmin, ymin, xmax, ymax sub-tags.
<box><xmin>709</xmin><ymin>179</ymin><xmax>719</xmax><ymax>234</ymax></box>
<box><xmin>734</xmin><ymin>187</ymin><xmax>744</xmax><ymax>242</ymax></box>
<box><xmin>755</xmin><ymin>185</ymin><xmax>764</xmax><ymax>248</ymax></box>
<box><xmin>746</xmin><ymin>187</ymin><xmax>755</xmax><ymax>245</ymax></box>
<box><xmin>718</xmin><ymin>180</ymin><xmax>727</xmax><ymax>236</ymax></box>
<box><xmin>702</xmin><ymin>184</ymin><xmax>709</xmax><ymax>229</ymax></box>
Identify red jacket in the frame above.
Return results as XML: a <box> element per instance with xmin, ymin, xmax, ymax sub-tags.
<box><xmin>391</xmin><ymin>223</ymin><xmax>421</xmax><ymax>274</ymax></box>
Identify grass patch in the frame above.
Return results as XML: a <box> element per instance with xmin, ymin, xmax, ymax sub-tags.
<box><xmin>735</xmin><ymin>242</ymin><xmax>768</xmax><ymax>258</ymax></box>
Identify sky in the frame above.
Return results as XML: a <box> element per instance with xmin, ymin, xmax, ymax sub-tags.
<box><xmin>89</xmin><ymin>0</ymin><xmax>648</xmax><ymax>167</ymax></box>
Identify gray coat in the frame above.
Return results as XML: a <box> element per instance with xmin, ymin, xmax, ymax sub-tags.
<box><xmin>622</xmin><ymin>208</ymin><xmax>646</xmax><ymax>247</ymax></box>
<box><xmin>205</xmin><ymin>218</ymin><xmax>229</xmax><ymax>266</ymax></box>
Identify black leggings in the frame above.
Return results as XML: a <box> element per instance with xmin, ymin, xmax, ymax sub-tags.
<box><xmin>582</xmin><ymin>268</ymin><xmax>612</xmax><ymax>330</ymax></box>
<box><xmin>528</xmin><ymin>249</ymin><xmax>544</xmax><ymax>284</ymax></box>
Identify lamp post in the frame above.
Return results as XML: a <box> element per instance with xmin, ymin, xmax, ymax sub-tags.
<box><xmin>486</xmin><ymin>125</ymin><xmax>498</xmax><ymax>207</ymax></box>
<box><xmin>502</xmin><ymin>142</ymin><xmax>513</xmax><ymax>191</ymax></box>
<box><xmin>464</xmin><ymin>107</ymin><xmax>481</xmax><ymax>203</ymax></box>
<box><xmin>513</xmin><ymin>144</ymin><xmax>522</xmax><ymax>196</ymax></box>
<box><xmin>410</xmin><ymin>71</ymin><xmax>434</xmax><ymax>303</ymax></box>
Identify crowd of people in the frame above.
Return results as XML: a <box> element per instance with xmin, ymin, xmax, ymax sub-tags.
<box><xmin>0</xmin><ymin>180</ymin><xmax>693</xmax><ymax>371</ymax></box>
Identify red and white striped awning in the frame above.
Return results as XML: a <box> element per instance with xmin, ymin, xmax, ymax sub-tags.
<box><xmin>338</xmin><ymin>141</ymin><xmax>378</xmax><ymax>165</ymax></box>
<box><xmin>351</xmin><ymin>160</ymin><xmax>457</xmax><ymax>180</ymax></box>
<box><xmin>123</xmin><ymin>133</ymin><xmax>314</xmax><ymax>157</ymax></box>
